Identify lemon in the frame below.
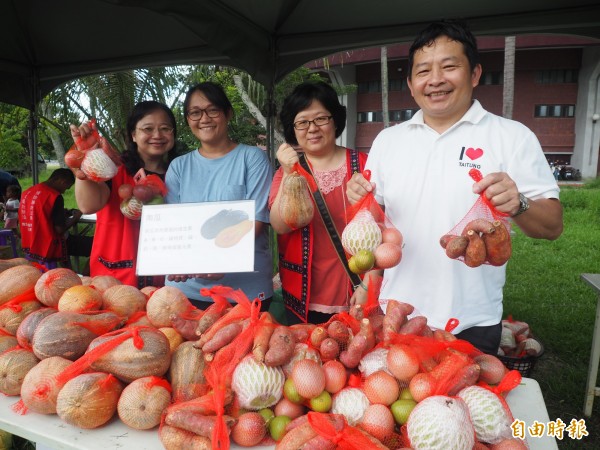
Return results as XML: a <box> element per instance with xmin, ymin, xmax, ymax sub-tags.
<box><xmin>348</xmin><ymin>256</ymin><xmax>362</xmax><ymax>274</ymax></box>
<box><xmin>354</xmin><ymin>249</ymin><xmax>375</xmax><ymax>272</ymax></box>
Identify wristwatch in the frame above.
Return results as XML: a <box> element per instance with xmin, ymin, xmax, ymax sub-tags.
<box><xmin>513</xmin><ymin>193</ymin><xmax>530</xmax><ymax>217</ymax></box>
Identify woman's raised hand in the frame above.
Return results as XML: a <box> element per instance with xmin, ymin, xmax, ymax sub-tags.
<box><xmin>276</xmin><ymin>142</ymin><xmax>300</xmax><ymax>175</ymax></box>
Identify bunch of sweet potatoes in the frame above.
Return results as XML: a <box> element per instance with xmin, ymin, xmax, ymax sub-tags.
<box><xmin>440</xmin><ymin>218</ymin><xmax>512</xmax><ymax>267</ymax></box>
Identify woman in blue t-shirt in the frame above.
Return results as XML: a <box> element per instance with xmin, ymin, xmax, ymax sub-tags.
<box><xmin>165</xmin><ymin>82</ymin><xmax>273</xmax><ymax>310</ymax></box>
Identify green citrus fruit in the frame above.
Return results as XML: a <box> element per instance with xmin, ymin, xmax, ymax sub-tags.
<box><xmin>283</xmin><ymin>378</ymin><xmax>304</xmax><ymax>404</ymax></box>
<box><xmin>308</xmin><ymin>390</ymin><xmax>332</xmax><ymax>413</ymax></box>
<box><xmin>390</xmin><ymin>398</ymin><xmax>417</xmax><ymax>425</ymax></box>
<box><xmin>348</xmin><ymin>256</ymin><xmax>363</xmax><ymax>274</ymax></box>
<box><xmin>399</xmin><ymin>387</ymin><xmax>414</xmax><ymax>401</ymax></box>
<box><xmin>258</xmin><ymin>408</ymin><xmax>275</xmax><ymax>425</ymax></box>
<box><xmin>354</xmin><ymin>249</ymin><xmax>375</xmax><ymax>271</ymax></box>
<box><xmin>269</xmin><ymin>415</ymin><xmax>292</xmax><ymax>441</ymax></box>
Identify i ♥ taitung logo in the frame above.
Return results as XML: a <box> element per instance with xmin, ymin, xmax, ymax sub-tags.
<box><xmin>465</xmin><ymin>147</ymin><xmax>484</xmax><ymax>160</ymax></box>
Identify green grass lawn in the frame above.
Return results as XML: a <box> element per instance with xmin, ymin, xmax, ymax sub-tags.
<box><xmin>504</xmin><ymin>179</ymin><xmax>600</xmax><ymax>449</ymax></box>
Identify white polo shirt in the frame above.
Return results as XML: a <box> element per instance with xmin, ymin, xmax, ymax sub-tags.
<box><xmin>366</xmin><ymin>100</ymin><xmax>559</xmax><ymax>333</ymax></box>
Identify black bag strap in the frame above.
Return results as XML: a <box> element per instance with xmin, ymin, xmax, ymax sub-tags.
<box><xmin>298</xmin><ymin>153</ymin><xmax>362</xmax><ymax>287</ymax></box>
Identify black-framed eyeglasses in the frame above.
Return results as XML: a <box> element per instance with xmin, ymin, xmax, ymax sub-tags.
<box><xmin>136</xmin><ymin>126</ymin><xmax>174</xmax><ymax>136</ymax></box>
<box><xmin>293</xmin><ymin>115</ymin><xmax>333</xmax><ymax>130</ymax></box>
<box><xmin>186</xmin><ymin>107</ymin><xmax>222</xmax><ymax>121</ymax></box>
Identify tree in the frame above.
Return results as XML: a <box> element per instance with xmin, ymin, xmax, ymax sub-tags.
<box><xmin>503</xmin><ymin>36</ymin><xmax>516</xmax><ymax>120</ymax></box>
<box><xmin>381</xmin><ymin>46</ymin><xmax>390</xmax><ymax>128</ymax></box>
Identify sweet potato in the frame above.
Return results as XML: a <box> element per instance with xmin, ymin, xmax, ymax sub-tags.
<box><xmin>474</xmin><ymin>353</ymin><xmax>508</xmax><ymax>385</ymax></box>
<box><xmin>252</xmin><ymin>312</ymin><xmax>275</xmax><ymax>363</ymax></box>
<box><xmin>275</xmin><ymin>420</ymin><xmax>317</xmax><ymax>450</ymax></box>
<box><xmin>445</xmin><ymin>235</ymin><xmax>469</xmax><ymax>259</ymax></box>
<box><xmin>383</xmin><ymin>300</ymin><xmax>408</xmax><ymax>342</ymax></box>
<box><xmin>165</xmin><ymin>409</ymin><xmax>236</xmax><ymax>438</ymax></box>
<box><xmin>200</xmin><ymin>321</ymin><xmax>243</xmax><ymax>353</ymax></box>
<box><xmin>447</xmin><ymin>363</ymin><xmax>481</xmax><ymax>396</ymax></box>
<box><xmin>327</xmin><ymin>320</ymin><xmax>351</xmax><ymax>346</ymax></box>
<box><xmin>349</xmin><ymin>304</ymin><xmax>364</xmax><ymax>320</ymax></box>
<box><xmin>339</xmin><ymin>334</ymin><xmax>368</xmax><ymax>368</ymax></box>
<box><xmin>464</xmin><ymin>230</ymin><xmax>487</xmax><ymax>268</ymax></box>
<box><xmin>264</xmin><ymin>326</ymin><xmax>295</xmax><ymax>367</ymax></box>
<box><xmin>462</xmin><ymin>218</ymin><xmax>495</xmax><ymax>236</ymax></box>
<box><xmin>433</xmin><ymin>328</ymin><xmax>457</xmax><ymax>342</ymax></box>
<box><xmin>439</xmin><ymin>234</ymin><xmax>459</xmax><ymax>249</ymax></box>
<box><xmin>159</xmin><ymin>424</ymin><xmax>212</xmax><ymax>450</ymax></box>
<box><xmin>289</xmin><ymin>323</ymin><xmax>316</xmax><ymax>343</ymax></box>
<box><xmin>309</xmin><ymin>326</ymin><xmax>328</xmax><ymax>348</ymax></box>
<box><xmin>319</xmin><ymin>338</ymin><xmax>340</xmax><ymax>361</ymax></box>
<box><xmin>170</xmin><ymin>314</ymin><xmax>202</xmax><ymax>341</ymax></box>
<box><xmin>358</xmin><ymin>318</ymin><xmax>376</xmax><ymax>352</ymax></box>
<box><xmin>399</xmin><ymin>316</ymin><xmax>428</xmax><ymax>336</ymax></box>
<box><xmin>483</xmin><ymin>220</ymin><xmax>512</xmax><ymax>266</ymax></box>
<box><xmin>196</xmin><ymin>302</ymin><xmax>247</xmax><ymax>348</ymax></box>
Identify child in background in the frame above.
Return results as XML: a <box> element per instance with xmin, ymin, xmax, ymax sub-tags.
<box><xmin>3</xmin><ymin>185</ymin><xmax>20</xmax><ymax>236</ymax></box>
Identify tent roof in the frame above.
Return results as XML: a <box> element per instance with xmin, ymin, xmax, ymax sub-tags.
<box><xmin>1</xmin><ymin>0</ymin><xmax>600</xmax><ymax>110</ymax></box>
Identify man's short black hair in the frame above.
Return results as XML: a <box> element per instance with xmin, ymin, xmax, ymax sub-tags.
<box><xmin>408</xmin><ymin>20</ymin><xmax>480</xmax><ymax>78</ymax></box>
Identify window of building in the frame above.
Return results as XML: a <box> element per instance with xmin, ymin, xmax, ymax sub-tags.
<box><xmin>389</xmin><ymin>78</ymin><xmax>407</xmax><ymax>91</ymax></box>
<box><xmin>357</xmin><ymin>80</ymin><xmax>381</xmax><ymax>93</ymax></box>
<box><xmin>389</xmin><ymin>109</ymin><xmax>419</xmax><ymax>122</ymax></box>
<box><xmin>535</xmin><ymin>69</ymin><xmax>578</xmax><ymax>84</ymax></box>
<box><xmin>357</xmin><ymin>111</ymin><xmax>383</xmax><ymax>123</ymax></box>
<box><xmin>534</xmin><ymin>104</ymin><xmax>575</xmax><ymax>118</ymax></box>
<box><xmin>480</xmin><ymin>71</ymin><xmax>503</xmax><ymax>85</ymax></box>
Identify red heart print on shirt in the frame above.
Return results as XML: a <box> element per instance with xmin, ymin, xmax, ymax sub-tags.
<box><xmin>465</xmin><ymin>147</ymin><xmax>484</xmax><ymax>160</ymax></box>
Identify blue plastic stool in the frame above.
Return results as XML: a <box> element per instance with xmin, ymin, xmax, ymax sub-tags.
<box><xmin>0</xmin><ymin>229</ymin><xmax>18</xmax><ymax>258</ymax></box>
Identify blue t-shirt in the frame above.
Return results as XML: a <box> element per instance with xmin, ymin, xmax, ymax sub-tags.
<box><xmin>164</xmin><ymin>144</ymin><xmax>273</xmax><ymax>302</ymax></box>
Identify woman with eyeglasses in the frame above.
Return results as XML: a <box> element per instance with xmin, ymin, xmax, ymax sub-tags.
<box><xmin>269</xmin><ymin>81</ymin><xmax>368</xmax><ymax>325</ymax></box>
<box><xmin>70</xmin><ymin>100</ymin><xmax>178</xmax><ymax>287</ymax></box>
<box><xmin>164</xmin><ymin>82</ymin><xmax>273</xmax><ymax>310</ymax></box>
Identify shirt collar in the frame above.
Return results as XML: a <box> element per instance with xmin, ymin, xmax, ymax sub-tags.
<box><xmin>407</xmin><ymin>99</ymin><xmax>486</xmax><ymax>130</ymax></box>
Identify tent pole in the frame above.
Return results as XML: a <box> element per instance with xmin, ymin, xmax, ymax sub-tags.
<box><xmin>28</xmin><ymin>70</ymin><xmax>40</xmax><ymax>184</ymax></box>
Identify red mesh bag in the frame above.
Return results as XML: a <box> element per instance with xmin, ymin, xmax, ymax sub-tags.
<box><xmin>342</xmin><ymin>170</ymin><xmax>404</xmax><ymax>273</ymax></box>
<box><xmin>441</xmin><ymin>168</ymin><xmax>512</xmax><ymax>267</ymax></box>
<box><xmin>11</xmin><ymin>326</ymin><xmax>144</xmax><ymax>415</ymax></box>
<box><xmin>303</xmin><ymin>411</ymin><xmax>391</xmax><ymax>449</ymax></box>
<box><xmin>65</xmin><ymin>118</ymin><xmax>122</xmax><ymax>182</ymax></box>
<box><xmin>386</xmin><ymin>332</ymin><xmax>483</xmax><ymax>401</ymax></box>
<box><xmin>181</xmin><ymin>286</ymin><xmax>271</xmax><ymax>449</ymax></box>
<box><xmin>278</xmin><ymin>162</ymin><xmax>315</xmax><ymax>230</ymax></box>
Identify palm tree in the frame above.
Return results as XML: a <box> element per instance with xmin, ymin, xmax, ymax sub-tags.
<box><xmin>381</xmin><ymin>46</ymin><xmax>390</xmax><ymax>128</ymax></box>
<box><xmin>502</xmin><ymin>36</ymin><xmax>516</xmax><ymax>119</ymax></box>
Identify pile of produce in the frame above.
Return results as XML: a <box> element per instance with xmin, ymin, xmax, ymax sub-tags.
<box><xmin>499</xmin><ymin>317</ymin><xmax>543</xmax><ymax>358</ymax></box>
<box><xmin>64</xmin><ymin>119</ymin><xmax>122</xmax><ymax>182</ymax></box>
<box><xmin>118</xmin><ymin>173</ymin><xmax>168</xmax><ymax>220</ymax></box>
<box><xmin>440</xmin><ymin>218</ymin><xmax>512</xmax><ymax>268</ymax></box>
<box><xmin>0</xmin><ymin>263</ymin><xmax>529</xmax><ymax>449</ymax></box>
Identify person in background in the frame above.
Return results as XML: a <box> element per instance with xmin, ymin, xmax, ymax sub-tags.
<box><xmin>3</xmin><ymin>185</ymin><xmax>20</xmax><ymax>236</ymax></box>
<box><xmin>165</xmin><ymin>81</ymin><xmax>273</xmax><ymax>310</ymax></box>
<box><xmin>0</xmin><ymin>170</ymin><xmax>20</xmax><ymax>204</ymax></box>
<box><xmin>19</xmin><ymin>168</ymin><xmax>83</xmax><ymax>268</ymax></box>
<box><xmin>71</xmin><ymin>101</ymin><xmax>178</xmax><ymax>287</ymax></box>
<box><xmin>347</xmin><ymin>20</ymin><xmax>563</xmax><ymax>354</ymax></box>
<box><xmin>269</xmin><ymin>81</ymin><xmax>367</xmax><ymax>325</ymax></box>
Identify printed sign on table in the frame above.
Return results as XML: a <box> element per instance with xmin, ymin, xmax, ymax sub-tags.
<box><xmin>136</xmin><ymin>200</ymin><xmax>255</xmax><ymax>275</ymax></box>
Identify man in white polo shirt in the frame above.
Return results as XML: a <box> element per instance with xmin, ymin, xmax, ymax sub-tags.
<box><xmin>347</xmin><ymin>20</ymin><xmax>563</xmax><ymax>354</ymax></box>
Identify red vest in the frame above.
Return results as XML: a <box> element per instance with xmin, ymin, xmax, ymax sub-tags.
<box><xmin>279</xmin><ymin>149</ymin><xmax>367</xmax><ymax>322</ymax></box>
<box><xmin>91</xmin><ymin>166</ymin><xmax>163</xmax><ymax>288</ymax></box>
<box><xmin>20</xmin><ymin>183</ymin><xmax>65</xmax><ymax>262</ymax></box>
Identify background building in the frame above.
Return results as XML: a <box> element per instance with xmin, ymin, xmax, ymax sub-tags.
<box><xmin>309</xmin><ymin>35</ymin><xmax>600</xmax><ymax>178</ymax></box>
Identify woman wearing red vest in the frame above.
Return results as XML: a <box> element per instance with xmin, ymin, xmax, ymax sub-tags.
<box><xmin>70</xmin><ymin>101</ymin><xmax>178</xmax><ymax>288</ymax></box>
<box><xmin>269</xmin><ymin>82</ymin><xmax>368</xmax><ymax>324</ymax></box>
